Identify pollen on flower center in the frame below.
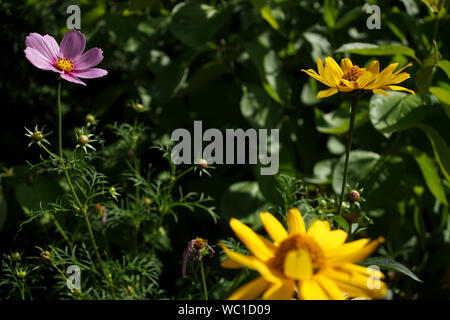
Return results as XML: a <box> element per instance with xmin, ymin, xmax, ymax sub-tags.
<box><xmin>341</xmin><ymin>65</ymin><xmax>364</xmax><ymax>82</ymax></box>
<box><xmin>55</xmin><ymin>57</ymin><xmax>74</xmax><ymax>72</ymax></box>
<box><xmin>270</xmin><ymin>234</ymin><xmax>325</xmax><ymax>276</ymax></box>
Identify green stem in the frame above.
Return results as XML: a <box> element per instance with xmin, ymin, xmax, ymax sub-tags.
<box><xmin>199</xmin><ymin>258</ymin><xmax>208</xmax><ymax>300</ymax></box>
<box><xmin>52</xmin><ymin>215</ymin><xmax>73</xmax><ymax>251</ymax></box>
<box><xmin>56</xmin><ymin>80</ymin><xmax>115</xmax><ymax>297</ymax></box>
<box><xmin>337</xmin><ymin>95</ymin><xmax>359</xmax><ymax>216</ymax></box>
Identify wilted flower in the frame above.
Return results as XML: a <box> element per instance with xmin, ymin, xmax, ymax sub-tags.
<box><xmin>94</xmin><ymin>204</ymin><xmax>107</xmax><ymax>225</ymax></box>
<box><xmin>302</xmin><ymin>57</ymin><xmax>415</xmax><ymax>98</ymax></box>
<box><xmin>221</xmin><ymin>208</ymin><xmax>386</xmax><ymax>300</ymax></box>
<box><xmin>182</xmin><ymin>237</ymin><xmax>215</xmax><ymax>276</ymax></box>
<box><xmin>24</xmin><ymin>30</ymin><xmax>107</xmax><ymax>86</ymax></box>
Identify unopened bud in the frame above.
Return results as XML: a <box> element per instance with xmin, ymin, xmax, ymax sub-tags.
<box><xmin>143</xmin><ymin>197</ymin><xmax>152</xmax><ymax>206</ymax></box>
<box><xmin>126</xmin><ymin>285</ymin><xmax>134</xmax><ymax>295</ymax></box>
<box><xmin>32</xmin><ymin>131</ymin><xmax>44</xmax><ymax>141</ymax></box>
<box><xmin>135</xmin><ymin>103</ymin><xmax>145</xmax><ymax>110</ymax></box>
<box><xmin>348</xmin><ymin>190</ymin><xmax>360</xmax><ymax>202</ymax></box>
<box><xmin>198</xmin><ymin>158</ymin><xmax>208</xmax><ymax>169</ymax></box>
<box><xmin>40</xmin><ymin>250</ymin><xmax>52</xmax><ymax>263</ymax></box>
<box><xmin>17</xmin><ymin>270</ymin><xmax>27</xmax><ymax>278</ymax></box>
<box><xmin>86</xmin><ymin>114</ymin><xmax>96</xmax><ymax>124</ymax></box>
<box><xmin>78</xmin><ymin>135</ymin><xmax>90</xmax><ymax>146</ymax></box>
<box><xmin>11</xmin><ymin>252</ymin><xmax>21</xmax><ymax>261</ymax></box>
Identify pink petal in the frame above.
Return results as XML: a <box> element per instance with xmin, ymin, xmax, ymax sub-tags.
<box><xmin>59</xmin><ymin>30</ymin><xmax>86</xmax><ymax>59</ymax></box>
<box><xmin>74</xmin><ymin>48</ymin><xmax>104</xmax><ymax>71</ymax></box>
<box><xmin>25</xmin><ymin>33</ymin><xmax>59</xmax><ymax>62</ymax></box>
<box><xmin>61</xmin><ymin>72</ymin><xmax>86</xmax><ymax>86</ymax></box>
<box><xmin>72</xmin><ymin>68</ymin><xmax>108</xmax><ymax>79</ymax></box>
<box><xmin>24</xmin><ymin>47</ymin><xmax>61</xmax><ymax>73</ymax></box>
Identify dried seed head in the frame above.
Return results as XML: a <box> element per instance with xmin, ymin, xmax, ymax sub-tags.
<box><xmin>86</xmin><ymin>114</ymin><xmax>96</xmax><ymax>124</ymax></box>
<box><xmin>11</xmin><ymin>252</ymin><xmax>21</xmax><ymax>261</ymax></box>
<box><xmin>40</xmin><ymin>250</ymin><xmax>52</xmax><ymax>263</ymax></box>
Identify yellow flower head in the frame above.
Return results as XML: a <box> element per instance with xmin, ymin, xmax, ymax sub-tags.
<box><xmin>302</xmin><ymin>57</ymin><xmax>415</xmax><ymax>99</ymax></box>
<box><xmin>221</xmin><ymin>208</ymin><xmax>387</xmax><ymax>300</ymax></box>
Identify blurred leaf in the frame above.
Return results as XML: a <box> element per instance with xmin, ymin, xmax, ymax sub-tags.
<box><xmin>334</xmin><ymin>7</ymin><xmax>362</xmax><ymax>30</ymax></box>
<box><xmin>369</xmin><ymin>92</ymin><xmax>425</xmax><ymax>138</ymax></box>
<box><xmin>429</xmin><ymin>85</ymin><xmax>450</xmax><ymax>104</ymax></box>
<box><xmin>169</xmin><ymin>2</ymin><xmax>227</xmax><ymax>48</ymax></box>
<box><xmin>240</xmin><ymin>83</ymin><xmax>283</xmax><ymax>129</ymax></box>
<box><xmin>304</xmin><ymin>32</ymin><xmax>332</xmax><ymax>61</ymax></box>
<box><xmin>0</xmin><ymin>191</ymin><xmax>7</xmax><ymax>232</ymax></box>
<box><xmin>421</xmin><ymin>0</ymin><xmax>444</xmax><ymax>13</ymax></box>
<box><xmin>437</xmin><ymin>60</ymin><xmax>450</xmax><ymax>80</ymax></box>
<box><xmin>416</xmin><ymin>49</ymin><xmax>439</xmax><ymax>95</ymax></box>
<box><xmin>359</xmin><ymin>257</ymin><xmax>422</xmax><ymax>282</ymax></box>
<box><xmin>310</xmin><ymin>159</ymin><xmax>336</xmax><ymax>184</ymax></box>
<box><xmin>336</xmin><ymin>43</ymin><xmax>417</xmax><ymax>59</ymax></box>
<box><xmin>249</xmin><ymin>0</ymin><xmax>280</xmax><ymax>30</ymax></box>
<box><xmin>315</xmin><ymin>102</ymin><xmax>369</xmax><ymax>134</ymax></box>
<box><xmin>330</xmin><ymin>214</ymin><xmax>349</xmax><ymax>232</ymax></box>
<box><xmin>404</xmin><ymin>146</ymin><xmax>448</xmax><ymax>205</ymax></box>
<box><xmin>323</xmin><ymin>0</ymin><xmax>340</xmax><ymax>28</ymax></box>
<box><xmin>418</xmin><ymin>124</ymin><xmax>450</xmax><ymax>182</ymax></box>
<box><xmin>220</xmin><ymin>181</ymin><xmax>268</xmax><ymax>229</ymax></box>
<box><xmin>245</xmin><ymin>42</ymin><xmax>291</xmax><ymax>105</ymax></box>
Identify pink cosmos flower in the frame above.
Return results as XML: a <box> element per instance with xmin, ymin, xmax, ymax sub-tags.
<box><xmin>24</xmin><ymin>30</ymin><xmax>107</xmax><ymax>86</ymax></box>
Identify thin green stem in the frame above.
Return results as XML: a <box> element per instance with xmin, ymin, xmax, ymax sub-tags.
<box><xmin>199</xmin><ymin>258</ymin><xmax>208</xmax><ymax>300</ymax></box>
<box><xmin>52</xmin><ymin>215</ymin><xmax>73</xmax><ymax>251</ymax></box>
<box><xmin>56</xmin><ymin>80</ymin><xmax>115</xmax><ymax>298</ymax></box>
<box><xmin>337</xmin><ymin>95</ymin><xmax>359</xmax><ymax>216</ymax></box>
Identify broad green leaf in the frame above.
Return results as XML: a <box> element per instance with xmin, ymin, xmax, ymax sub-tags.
<box><xmin>220</xmin><ymin>181</ymin><xmax>268</xmax><ymax>229</ymax></box>
<box><xmin>360</xmin><ymin>257</ymin><xmax>422</xmax><ymax>282</ymax></box>
<box><xmin>304</xmin><ymin>32</ymin><xmax>332</xmax><ymax>61</ymax></box>
<box><xmin>369</xmin><ymin>92</ymin><xmax>426</xmax><ymax>138</ymax></box>
<box><xmin>416</xmin><ymin>49</ymin><xmax>439</xmax><ymax>95</ymax></box>
<box><xmin>417</xmin><ymin>124</ymin><xmax>450</xmax><ymax>181</ymax></box>
<box><xmin>315</xmin><ymin>102</ymin><xmax>369</xmax><ymax>134</ymax></box>
<box><xmin>404</xmin><ymin>146</ymin><xmax>448</xmax><ymax>205</ymax></box>
<box><xmin>430</xmin><ymin>86</ymin><xmax>450</xmax><ymax>105</ymax></box>
<box><xmin>437</xmin><ymin>60</ymin><xmax>450</xmax><ymax>80</ymax></box>
<box><xmin>334</xmin><ymin>7</ymin><xmax>361</xmax><ymax>30</ymax></box>
<box><xmin>170</xmin><ymin>3</ymin><xmax>227</xmax><ymax>48</ymax></box>
<box><xmin>310</xmin><ymin>159</ymin><xmax>336</xmax><ymax>184</ymax></box>
<box><xmin>250</xmin><ymin>0</ymin><xmax>280</xmax><ymax>30</ymax></box>
<box><xmin>323</xmin><ymin>0</ymin><xmax>340</xmax><ymax>28</ymax></box>
<box><xmin>330</xmin><ymin>215</ymin><xmax>349</xmax><ymax>232</ymax></box>
<box><xmin>332</xmin><ymin>150</ymin><xmax>380</xmax><ymax>195</ymax></box>
<box><xmin>240</xmin><ymin>84</ymin><xmax>283</xmax><ymax>129</ymax></box>
<box><xmin>336</xmin><ymin>43</ymin><xmax>417</xmax><ymax>59</ymax></box>
<box><xmin>245</xmin><ymin>42</ymin><xmax>291</xmax><ymax>105</ymax></box>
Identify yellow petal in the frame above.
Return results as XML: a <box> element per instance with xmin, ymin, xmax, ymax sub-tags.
<box><xmin>356</xmin><ymin>71</ymin><xmax>376</xmax><ymax>88</ymax></box>
<box><xmin>301</xmin><ymin>69</ymin><xmax>329</xmax><ymax>86</ymax></box>
<box><xmin>327</xmin><ymin>237</ymin><xmax>385</xmax><ymax>264</ymax></box>
<box><xmin>287</xmin><ymin>207</ymin><xmax>306</xmax><ymax>235</ymax></box>
<box><xmin>315</xmin><ymin>274</ymin><xmax>345</xmax><ymax>300</ymax></box>
<box><xmin>322</xmin><ymin>268</ymin><xmax>387</xmax><ymax>299</ymax></box>
<box><xmin>366</xmin><ymin>60</ymin><xmax>380</xmax><ymax>75</ymax></box>
<box><xmin>228</xmin><ymin>277</ymin><xmax>269</xmax><ymax>300</ymax></box>
<box><xmin>372</xmin><ymin>88</ymin><xmax>389</xmax><ymax>96</ymax></box>
<box><xmin>324</xmin><ymin>57</ymin><xmax>343</xmax><ymax>86</ymax></box>
<box><xmin>260</xmin><ymin>212</ymin><xmax>288</xmax><ymax>243</ymax></box>
<box><xmin>221</xmin><ymin>258</ymin><xmax>242</xmax><ymax>269</ymax></box>
<box><xmin>317</xmin><ymin>88</ymin><xmax>338</xmax><ymax>98</ymax></box>
<box><xmin>340</xmin><ymin>58</ymin><xmax>353</xmax><ymax>73</ymax></box>
<box><xmin>339</xmin><ymin>78</ymin><xmax>355</xmax><ymax>89</ymax></box>
<box><xmin>262</xmin><ymin>281</ymin><xmax>295</xmax><ymax>300</ymax></box>
<box><xmin>384</xmin><ymin>85</ymin><xmax>415</xmax><ymax>95</ymax></box>
<box><xmin>307</xmin><ymin>220</ymin><xmax>330</xmax><ymax>242</ymax></box>
<box><xmin>316</xmin><ymin>57</ymin><xmax>329</xmax><ymax>85</ymax></box>
<box><xmin>220</xmin><ymin>243</ymin><xmax>257</xmax><ymax>269</ymax></box>
<box><xmin>319</xmin><ymin>229</ymin><xmax>348</xmax><ymax>249</ymax></box>
<box><xmin>341</xmin><ymin>263</ymin><xmax>385</xmax><ymax>279</ymax></box>
<box><xmin>229</xmin><ymin>218</ymin><xmax>274</xmax><ymax>261</ymax></box>
<box><xmin>284</xmin><ymin>249</ymin><xmax>313</xmax><ymax>280</ymax></box>
<box><xmin>393</xmin><ymin>62</ymin><xmax>413</xmax><ymax>76</ymax></box>
<box><xmin>299</xmin><ymin>279</ymin><xmax>330</xmax><ymax>300</ymax></box>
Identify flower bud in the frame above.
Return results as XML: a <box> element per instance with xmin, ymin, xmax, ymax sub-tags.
<box><xmin>135</xmin><ymin>103</ymin><xmax>145</xmax><ymax>110</ymax></box>
<box><xmin>85</xmin><ymin>114</ymin><xmax>96</xmax><ymax>124</ymax></box>
<box><xmin>78</xmin><ymin>134</ymin><xmax>90</xmax><ymax>146</ymax></box>
<box><xmin>17</xmin><ymin>270</ymin><xmax>27</xmax><ymax>278</ymax></box>
<box><xmin>348</xmin><ymin>190</ymin><xmax>360</xmax><ymax>202</ymax></box>
<box><xmin>32</xmin><ymin>131</ymin><xmax>44</xmax><ymax>141</ymax></box>
<box><xmin>40</xmin><ymin>250</ymin><xmax>53</xmax><ymax>263</ymax></box>
<box><xmin>126</xmin><ymin>285</ymin><xmax>134</xmax><ymax>295</ymax></box>
<box><xmin>143</xmin><ymin>197</ymin><xmax>152</xmax><ymax>206</ymax></box>
<box><xmin>198</xmin><ymin>158</ymin><xmax>208</xmax><ymax>169</ymax></box>
<box><xmin>11</xmin><ymin>252</ymin><xmax>21</xmax><ymax>261</ymax></box>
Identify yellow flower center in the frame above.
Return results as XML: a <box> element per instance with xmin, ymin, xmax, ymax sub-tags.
<box><xmin>270</xmin><ymin>234</ymin><xmax>325</xmax><ymax>276</ymax></box>
<box><xmin>193</xmin><ymin>237</ymin><xmax>205</xmax><ymax>250</ymax></box>
<box><xmin>341</xmin><ymin>65</ymin><xmax>364</xmax><ymax>82</ymax></box>
<box><xmin>55</xmin><ymin>57</ymin><xmax>74</xmax><ymax>72</ymax></box>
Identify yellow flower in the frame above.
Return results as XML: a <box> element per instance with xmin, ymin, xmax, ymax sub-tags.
<box><xmin>221</xmin><ymin>208</ymin><xmax>387</xmax><ymax>300</ymax></box>
<box><xmin>301</xmin><ymin>57</ymin><xmax>415</xmax><ymax>99</ymax></box>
